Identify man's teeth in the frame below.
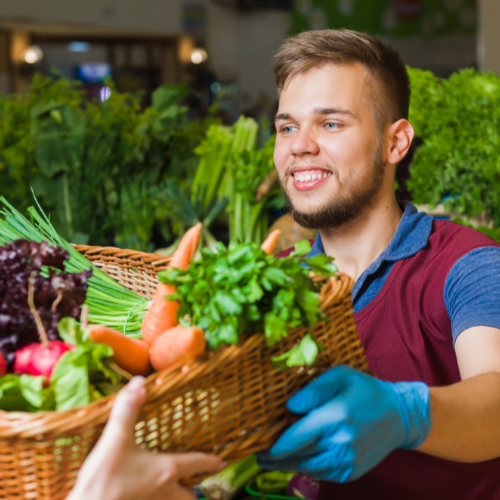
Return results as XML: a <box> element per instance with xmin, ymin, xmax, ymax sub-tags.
<box><xmin>294</xmin><ymin>172</ymin><xmax>332</xmax><ymax>182</ymax></box>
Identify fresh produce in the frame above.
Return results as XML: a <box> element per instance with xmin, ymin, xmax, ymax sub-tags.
<box><xmin>0</xmin><ymin>74</ymin><xmax>212</xmax><ymax>251</ymax></box>
<box><xmin>201</xmin><ymin>455</ymin><xmax>262</xmax><ymax>500</ymax></box>
<box><xmin>149</xmin><ymin>325</ymin><xmax>206</xmax><ymax>372</ymax></box>
<box><xmin>261</xmin><ymin>229</ymin><xmax>281</xmax><ymax>256</ymax></box>
<box><xmin>192</xmin><ymin>117</ymin><xmax>282</xmax><ymax>247</ymax></box>
<box><xmin>13</xmin><ymin>344</ymin><xmax>37</xmax><ymax>374</ymax></box>
<box><xmin>27</xmin><ymin>341</ymin><xmax>73</xmax><ymax>378</ymax></box>
<box><xmin>255</xmin><ymin>471</ymin><xmax>295</xmax><ymax>494</ymax></box>
<box><xmin>0</xmin><ymin>353</ymin><xmax>7</xmax><ymax>376</ymax></box>
<box><xmin>0</xmin><ymin>196</ymin><xmax>150</xmax><ymax>336</ymax></box>
<box><xmin>141</xmin><ymin>222</ymin><xmax>202</xmax><ymax>344</ymax></box>
<box><xmin>50</xmin><ymin>317</ymin><xmax>123</xmax><ymax>410</ymax></box>
<box><xmin>0</xmin><ymin>238</ymin><xmax>91</xmax><ymax>367</ymax></box>
<box><xmin>0</xmin><ymin>243</ymin><xmax>125</xmax><ymax>412</ymax></box>
<box><xmin>407</xmin><ymin>68</ymin><xmax>500</xmax><ymax>226</ymax></box>
<box><xmin>159</xmin><ymin>239</ymin><xmax>336</xmax><ymax>368</ymax></box>
<box><xmin>88</xmin><ymin>325</ymin><xmax>151</xmax><ymax>377</ymax></box>
<box><xmin>286</xmin><ymin>474</ymin><xmax>320</xmax><ymax>500</ymax></box>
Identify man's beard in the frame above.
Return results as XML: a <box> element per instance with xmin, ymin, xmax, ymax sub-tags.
<box><xmin>281</xmin><ymin>144</ymin><xmax>386</xmax><ymax>230</ymax></box>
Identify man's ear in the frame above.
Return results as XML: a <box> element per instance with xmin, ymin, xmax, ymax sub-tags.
<box><xmin>387</xmin><ymin>119</ymin><xmax>415</xmax><ymax>165</ymax></box>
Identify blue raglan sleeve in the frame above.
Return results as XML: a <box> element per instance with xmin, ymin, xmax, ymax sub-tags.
<box><xmin>444</xmin><ymin>247</ymin><xmax>500</xmax><ymax>346</ymax></box>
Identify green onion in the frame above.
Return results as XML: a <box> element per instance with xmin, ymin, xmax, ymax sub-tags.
<box><xmin>201</xmin><ymin>456</ymin><xmax>262</xmax><ymax>500</ymax></box>
<box><xmin>0</xmin><ymin>195</ymin><xmax>149</xmax><ymax>336</ymax></box>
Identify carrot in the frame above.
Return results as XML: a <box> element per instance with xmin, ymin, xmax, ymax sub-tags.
<box><xmin>261</xmin><ymin>229</ymin><xmax>281</xmax><ymax>255</ymax></box>
<box><xmin>88</xmin><ymin>325</ymin><xmax>152</xmax><ymax>376</ymax></box>
<box><xmin>149</xmin><ymin>325</ymin><xmax>206</xmax><ymax>372</ymax></box>
<box><xmin>141</xmin><ymin>223</ymin><xmax>202</xmax><ymax>345</ymax></box>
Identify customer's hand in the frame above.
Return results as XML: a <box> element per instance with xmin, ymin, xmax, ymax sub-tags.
<box><xmin>257</xmin><ymin>366</ymin><xmax>431</xmax><ymax>483</ymax></box>
<box><xmin>67</xmin><ymin>377</ymin><xmax>225</xmax><ymax>500</ymax></box>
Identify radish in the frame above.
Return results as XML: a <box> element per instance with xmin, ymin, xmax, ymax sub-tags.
<box><xmin>14</xmin><ymin>344</ymin><xmax>38</xmax><ymax>374</ymax></box>
<box><xmin>18</xmin><ymin>271</ymin><xmax>74</xmax><ymax>381</ymax></box>
<box><xmin>27</xmin><ymin>341</ymin><xmax>72</xmax><ymax>378</ymax></box>
<box><xmin>0</xmin><ymin>353</ymin><xmax>7</xmax><ymax>376</ymax></box>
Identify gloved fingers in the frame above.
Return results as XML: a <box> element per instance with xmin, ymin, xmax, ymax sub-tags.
<box><xmin>287</xmin><ymin>365</ymin><xmax>356</xmax><ymax>414</ymax></box>
<box><xmin>257</xmin><ymin>441</ymin><xmax>320</xmax><ymax>464</ymax></box>
<box><xmin>298</xmin><ymin>448</ymin><xmax>355</xmax><ymax>484</ymax></box>
<box><xmin>267</xmin><ymin>416</ymin><xmax>322</xmax><ymax>459</ymax></box>
<box><xmin>257</xmin><ymin>456</ymin><xmax>303</xmax><ymax>473</ymax></box>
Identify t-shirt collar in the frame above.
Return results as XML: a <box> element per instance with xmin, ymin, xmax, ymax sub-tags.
<box><xmin>306</xmin><ymin>202</ymin><xmax>434</xmax><ymax>295</ymax></box>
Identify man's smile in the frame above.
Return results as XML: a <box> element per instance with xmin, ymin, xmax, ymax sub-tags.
<box><xmin>290</xmin><ymin>167</ymin><xmax>333</xmax><ymax>191</ymax></box>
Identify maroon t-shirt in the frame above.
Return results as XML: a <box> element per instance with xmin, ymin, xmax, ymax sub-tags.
<box><xmin>281</xmin><ymin>221</ymin><xmax>500</xmax><ymax>499</ymax></box>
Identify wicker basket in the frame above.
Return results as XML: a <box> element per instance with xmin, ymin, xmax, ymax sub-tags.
<box><xmin>0</xmin><ymin>245</ymin><xmax>368</xmax><ymax>500</ymax></box>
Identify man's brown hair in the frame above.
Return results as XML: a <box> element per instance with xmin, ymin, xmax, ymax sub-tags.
<box><xmin>273</xmin><ymin>29</ymin><xmax>411</xmax><ymax>128</ymax></box>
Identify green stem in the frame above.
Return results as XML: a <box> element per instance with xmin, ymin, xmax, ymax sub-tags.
<box><xmin>63</xmin><ymin>173</ymin><xmax>73</xmax><ymax>239</ymax></box>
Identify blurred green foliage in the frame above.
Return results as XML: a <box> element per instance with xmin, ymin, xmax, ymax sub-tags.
<box><xmin>407</xmin><ymin>67</ymin><xmax>500</xmax><ymax>226</ymax></box>
<box><xmin>0</xmin><ymin>74</ymin><xmax>218</xmax><ymax>250</ymax></box>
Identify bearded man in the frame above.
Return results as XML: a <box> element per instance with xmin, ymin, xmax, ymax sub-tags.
<box><xmin>258</xmin><ymin>29</ymin><xmax>500</xmax><ymax>499</ymax></box>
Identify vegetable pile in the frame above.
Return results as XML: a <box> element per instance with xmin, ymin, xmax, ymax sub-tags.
<box><xmin>0</xmin><ymin>196</ymin><xmax>150</xmax><ymax>336</ymax></box>
<box><xmin>200</xmin><ymin>457</ymin><xmax>320</xmax><ymax>500</ymax></box>
<box><xmin>0</xmin><ymin>207</ymin><xmax>336</xmax><ymax>413</ymax></box>
<box><xmin>0</xmin><ymin>239</ymin><xmax>125</xmax><ymax>412</ymax></box>
<box><xmin>159</xmin><ymin>239</ymin><xmax>336</xmax><ymax>368</ymax></box>
<box><xmin>0</xmin><ymin>239</ymin><xmax>91</xmax><ymax>368</ymax></box>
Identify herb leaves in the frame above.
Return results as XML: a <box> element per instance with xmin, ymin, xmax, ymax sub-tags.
<box><xmin>159</xmin><ymin>240</ymin><xmax>336</xmax><ymax>368</ymax></box>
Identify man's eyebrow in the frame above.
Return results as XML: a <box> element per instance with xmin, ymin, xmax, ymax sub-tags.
<box><xmin>313</xmin><ymin>107</ymin><xmax>354</xmax><ymax>117</ymax></box>
<box><xmin>275</xmin><ymin>107</ymin><xmax>354</xmax><ymax>121</ymax></box>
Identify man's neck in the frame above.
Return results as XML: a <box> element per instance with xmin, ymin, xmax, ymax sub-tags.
<box><xmin>319</xmin><ymin>195</ymin><xmax>403</xmax><ymax>282</ymax></box>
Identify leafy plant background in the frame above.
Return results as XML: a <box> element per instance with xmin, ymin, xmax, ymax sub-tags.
<box><xmin>407</xmin><ymin>67</ymin><xmax>500</xmax><ymax>226</ymax></box>
<box><xmin>0</xmin><ymin>75</ymin><xmax>219</xmax><ymax>251</ymax></box>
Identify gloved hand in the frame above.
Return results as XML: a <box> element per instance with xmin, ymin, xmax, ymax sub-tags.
<box><xmin>257</xmin><ymin>366</ymin><xmax>431</xmax><ymax>483</ymax></box>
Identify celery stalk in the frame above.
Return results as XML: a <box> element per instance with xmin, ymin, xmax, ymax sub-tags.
<box><xmin>200</xmin><ymin>456</ymin><xmax>262</xmax><ymax>500</ymax></box>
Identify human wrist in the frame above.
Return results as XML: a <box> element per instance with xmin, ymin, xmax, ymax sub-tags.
<box><xmin>392</xmin><ymin>381</ymin><xmax>432</xmax><ymax>449</ymax></box>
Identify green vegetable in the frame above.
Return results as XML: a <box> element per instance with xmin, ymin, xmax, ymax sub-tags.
<box><xmin>407</xmin><ymin>67</ymin><xmax>500</xmax><ymax>226</ymax></box>
<box><xmin>255</xmin><ymin>471</ymin><xmax>296</xmax><ymax>494</ymax></box>
<box><xmin>0</xmin><ymin>374</ymin><xmax>54</xmax><ymax>412</ymax></box>
<box><xmin>159</xmin><ymin>240</ymin><xmax>337</xmax><ymax>367</ymax></box>
<box><xmin>0</xmin><ymin>195</ymin><xmax>150</xmax><ymax>336</ymax></box>
<box><xmin>192</xmin><ymin>117</ymin><xmax>282</xmax><ymax>247</ymax></box>
<box><xmin>201</xmin><ymin>456</ymin><xmax>262</xmax><ymax>500</ymax></box>
<box><xmin>51</xmin><ymin>318</ymin><xmax>122</xmax><ymax>410</ymax></box>
<box><xmin>0</xmin><ymin>318</ymin><xmax>123</xmax><ymax>412</ymax></box>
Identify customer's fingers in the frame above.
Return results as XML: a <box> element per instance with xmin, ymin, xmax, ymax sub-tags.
<box><xmin>101</xmin><ymin>376</ymin><xmax>146</xmax><ymax>443</ymax></box>
<box><xmin>166</xmin><ymin>452</ymin><xmax>225</xmax><ymax>479</ymax></box>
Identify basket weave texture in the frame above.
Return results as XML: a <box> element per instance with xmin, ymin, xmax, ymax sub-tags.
<box><xmin>0</xmin><ymin>245</ymin><xmax>368</xmax><ymax>500</ymax></box>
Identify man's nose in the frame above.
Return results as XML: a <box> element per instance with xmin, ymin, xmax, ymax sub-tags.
<box><xmin>290</xmin><ymin>127</ymin><xmax>320</xmax><ymax>156</ymax></box>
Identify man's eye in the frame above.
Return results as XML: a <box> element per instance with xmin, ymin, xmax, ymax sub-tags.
<box><xmin>325</xmin><ymin>122</ymin><xmax>341</xmax><ymax>130</ymax></box>
<box><xmin>281</xmin><ymin>125</ymin><xmax>297</xmax><ymax>134</ymax></box>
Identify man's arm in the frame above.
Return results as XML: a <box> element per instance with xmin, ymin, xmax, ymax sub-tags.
<box><xmin>417</xmin><ymin>325</ymin><xmax>500</xmax><ymax>462</ymax></box>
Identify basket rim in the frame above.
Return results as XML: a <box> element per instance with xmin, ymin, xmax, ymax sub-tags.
<box><xmin>0</xmin><ymin>246</ymin><xmax>355</xmax><ymax>438</ymax></box>
<box><xmin>72</xmin><ymin>244</ymin><xmax>172</xmax><ymax>268</ymax></box>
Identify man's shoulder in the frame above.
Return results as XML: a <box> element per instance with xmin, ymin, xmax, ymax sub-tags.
<box><xmin>432</xmin><ymin>219</ymin><xmax>500</xmax><ymax>248</ymax></box>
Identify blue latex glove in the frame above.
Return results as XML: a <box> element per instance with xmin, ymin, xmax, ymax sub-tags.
<box><xmin>257</xmin><ymin>366</ymin><xmax>431</xmax><ymax>483</ymax></box>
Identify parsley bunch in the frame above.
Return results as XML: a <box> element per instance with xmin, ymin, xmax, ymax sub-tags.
<box><xmin>158</xmin><ymin>240</ymin><xmax>337</xmax><ymax>368</ymax></box>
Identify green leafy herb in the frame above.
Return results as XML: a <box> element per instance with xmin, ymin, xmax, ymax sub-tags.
<box><xmin>159</xmin><ymin>240</ymin><xmax>336</xmax><ymax>368</ymax></box>
<box><xmin>271</xmin><ymin>333</ymin><xmax>325</xmax><ymax>370</ymax></box>
<box><xmin>407</xmin><ymin>67</ymin><xmax>500</xmax><ymax>226</ymax></box>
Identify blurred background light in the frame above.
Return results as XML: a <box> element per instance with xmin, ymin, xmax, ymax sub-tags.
<box><xmin>210</xmin><ymin>82</ymin><xmax>221</xmax><ymax>93</ymax></box>
<box><xmin>191</xmin><ymin>48</ymin><xmax>207</xmax><ymax>64</ymax></box>
<box><xmin>68</xmin><ymin>42</ymin><xmax>91</xmax><ymax>53</ymax></box>
<box><xmin>100</xmin><ymin>86</ymin><xmax>112</xmax><ymax>102</ymax></box>
<box><xmin>22</xmin><ymin>45</ymin><xmax>43</xmax><ymax>64</ymax></box>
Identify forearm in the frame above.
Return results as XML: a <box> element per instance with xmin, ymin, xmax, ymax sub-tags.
<box><xmin>417</xmin><ymin>372</ymin><xmax>500</xmax><ymax>462</ymax></box>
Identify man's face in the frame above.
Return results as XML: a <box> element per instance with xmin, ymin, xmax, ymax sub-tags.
<box><xmin>274</xmin><ymin>63</ymin><xmax>386</xmax><ymax>229</ymax></box>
